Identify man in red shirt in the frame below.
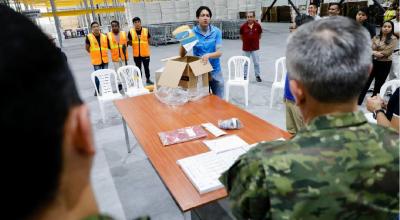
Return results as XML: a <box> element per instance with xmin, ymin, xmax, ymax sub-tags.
<box><xmin>240</xmin><ymin>11</ymin><xmax>263</xmax><ymax>82</ymax></box>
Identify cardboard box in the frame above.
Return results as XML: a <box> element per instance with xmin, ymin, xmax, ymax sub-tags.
<box><xmin>158</xmin><ymin>56</ymin><xmax>213</xmax><ymax>89</ymax></box>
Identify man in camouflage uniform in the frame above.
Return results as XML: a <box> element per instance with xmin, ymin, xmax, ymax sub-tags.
<box><xmin>220</xmin><ymin>16</ymin><xmax>399</xmax><ymax>220</ymax></box>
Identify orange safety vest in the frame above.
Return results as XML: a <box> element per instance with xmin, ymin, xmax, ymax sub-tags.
<box><xmin>130</xmin><ymin>28</ymin><xmax>150</xmax><ymax>57</ymax></box>
<box><xmin>88</xmin><ymin>33</ymin><xmax>109</xmax><ymax>65</ymax></box>
<box><xmin>107</xmin><ymin>31</ymin><xmax>128</xmax><ymax>62</ymax></box>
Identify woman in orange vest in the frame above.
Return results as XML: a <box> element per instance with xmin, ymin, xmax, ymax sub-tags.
<box><xmin>85</xmin><ymin>21</ymin><xmax>109</xmax><ymax>95</ymax></box>
<box><xmin>128</xmin><ymin>17</ymin><xmax>153</xmax><ymax>85</ymax></box>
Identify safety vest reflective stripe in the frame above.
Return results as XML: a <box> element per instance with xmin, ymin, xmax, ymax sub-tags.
<box><xmin>130</xmin><ymin>28</ymin><xmax>150</xmax><ymax>57</ymax></box>
<box><xmin>88</xmin><ymin>33</ymin><xmax>109</xmax><ymax>65</ymax></box>
<box><xmin>107</xmin><ymin>31</ymin><xmax>128</xmax><ymax>62</ymax></box>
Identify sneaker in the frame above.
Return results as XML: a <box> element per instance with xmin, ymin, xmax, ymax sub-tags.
<box><xmin>94</xmin><ymin>91</ymin><xmax>97</xmax><ymax>96</ymax></box>
<box><xmin>256</xmin><ymin>76</ymin><xmax>262</xmax><ymax>82</ymax></box>
<box><xmin>244</xmin><ymin>75</ymin><xmax>247</xmax><ymax>80</ymax></box>
<box><xmin>146</xmin><ymin>79</ymin><xmax>154</xmax><ymax>85</ymax></box>
<box><xmin>118</xmin><ymin>84</ymin><xmax>123</xmax><ymax>91</ymax></box>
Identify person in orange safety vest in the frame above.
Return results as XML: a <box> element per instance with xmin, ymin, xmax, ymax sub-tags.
<box><xmin>85</xmin><ymin>21</ymin><xmax>109</xmax><ymax>96</ymax></box>
<box><xmin>107</xmin><ymin>20</ymin><xmax>127</xmax><ymax>91</ymax></box>
<box><xmin>127</xmin><ymin>17</ymin><xmax>153</xmax><ymax>85</ymax></box>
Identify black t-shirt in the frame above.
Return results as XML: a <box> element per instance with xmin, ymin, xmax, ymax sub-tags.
<box><xmin>127</xmin><ymin>28</ymin><xmax>151</xmax><ymax>58</ymax></box>
<box><xmin>85</xmin><ymin>34</ymin><xmax>109</xmax><ymax>65</ymax></box>
<box><xmin>386</xmin><ymin>88</ymin><xmax>399</xmax><ymax>121</ymax></box>
<box><xmin>85</xmin><ymin>34</ymin><xmax>110</xmax><ymax>49</ymax></box>
<box><xmin>362</xmin><ymin>22</ymin><xmax>376</xmax><ymax>38</ymax></box>
<box><xmin>127</xmin><ymin>28</ymin><xmax>151</xmax><ymax>41</ymax></box>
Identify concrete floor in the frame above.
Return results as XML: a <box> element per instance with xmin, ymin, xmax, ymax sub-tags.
<box><xmin>62</xmin><ymin>22</ymin><xmax>367</xmax><ymax>220</ymax></box>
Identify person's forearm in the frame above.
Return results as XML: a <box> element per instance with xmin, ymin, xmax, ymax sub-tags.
<box><xmin>376</xmin><ymin>112</ymin><xmax>392</xmax><ymax>127</ymax></box>
<box><xmin>206</xmin><ymin>50</ymin><xmax>222</xmax><ymax>59</ymax></box>
<box><xmin>380</xmin><ymin>40</ymin><xmax>397</xmax><ymax>57</ymax></box>
<box><xmin>390</xmin><ymin>115</ymin><xmax>399</xmax><ymax>133</ymax></box>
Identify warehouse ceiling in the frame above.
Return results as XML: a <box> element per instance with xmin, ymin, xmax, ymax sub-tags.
<box><xmin>19</xmin><ymin>0</ymin><xmax>138</xmax><ymax>8</ymax></box>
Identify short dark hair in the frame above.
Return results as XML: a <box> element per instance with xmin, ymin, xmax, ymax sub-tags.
<box><xmin>0</xmin><ymin>5</ymin><xmax>82</xmax><ymax>219</ymax></box>
<box><xmin>358</xmin><ymin>7</ymin><xmax>369</xmax><ymax>17</ymax></box>
<box><xmin>246</xmin><ymin>11</ymin><xmax>255</xmax><ymax>17</ymax></box>
<box><xmin>111</xmin><ymin>20</ymin><xmax>119</xmax><ymax>26</ymax></box>
<box><xmin>90</xmin><ymin>21</ymin><xmax>99</xmax><ymax>27</ymax></box>
<box><xmin>295</xmin><ymin>14</ymin><xmax>314</xmax><ymax>27</ymax></box>
<box><xmin>329</xmin><ymin>3</ymin><xmax>341</xmax><ymax>10</ymax></box>
<box><xmin>196</xmin><ymin>6</ymin><xmax>212</xmax><ymax>18</ymax></box>
<box><xmin>132</xmin><ymin>17</ymin><xmax>141</xmax><ymax>23</ymax></box>
<box><xmin>309</xmin><ymin>3</ymin><xmax>318</xmax><ymax>8</ymax></box>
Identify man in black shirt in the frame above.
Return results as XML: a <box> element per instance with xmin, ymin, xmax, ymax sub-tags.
<box><xmin>127</xmin><ymin>17</ymin><xmax>153</xmax><ymax>85</ymax></box>
<box><xmin>356</xmin><ymin>7</ymin><xmax>376</xmax><ymax>38</ymax></box>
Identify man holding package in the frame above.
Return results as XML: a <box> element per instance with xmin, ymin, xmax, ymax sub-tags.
<box><xmin>179</xmin><ymin>6</ymin><xmax>224</xmax><ymax>98</ymax></box>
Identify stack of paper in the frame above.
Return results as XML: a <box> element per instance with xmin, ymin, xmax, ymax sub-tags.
<box><xmin>177</xmin><ymin>135</ymin><xmax>287</xmax><ymax>194</ymax></box>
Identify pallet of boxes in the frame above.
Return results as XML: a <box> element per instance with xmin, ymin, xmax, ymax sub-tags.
<box><xmin>155</xmin><ymin>25</ymin><xmax>213</xmax><ymax>106</ymax></box>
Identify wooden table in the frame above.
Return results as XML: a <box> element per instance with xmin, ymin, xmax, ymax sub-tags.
<box><xmin>114</xmin><ymin>94</ymin><xmax>290</xmax><ymax>213</ymax></box>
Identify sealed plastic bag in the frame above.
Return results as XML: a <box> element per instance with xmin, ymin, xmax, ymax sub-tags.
<box><xmin>158</xmin><ymin>125</ymin><xmax>208</xmax><ymax>146</ymax></box>
<box><xmin>218</xmin><ymin>118</ymin><xmax>243</xmax><ymax>130</ymax></box>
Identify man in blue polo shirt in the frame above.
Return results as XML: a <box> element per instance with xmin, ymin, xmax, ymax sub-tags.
<box><xmin>180</xmin><ymin>6</ymin><xmax>224</xmax><ymax>98</ymax></box>
<box><xmin>284</xmin><ymin>74</ymin><xmax>304</xmax><ymax>134</ymax></box>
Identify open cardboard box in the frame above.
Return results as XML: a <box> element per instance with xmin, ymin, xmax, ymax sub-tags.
<box><xmin>158</xmin><ymin>56</ymin><xmax>213</xmax><ymax>89</ymax></box>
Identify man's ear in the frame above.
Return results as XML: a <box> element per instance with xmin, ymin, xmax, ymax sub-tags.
<box><xmin>289</xmin><ymin>79</ymin><xmax>305</xmax><ymax>106</ymax></box>
<box><xmin>68</xmin><ymin>105</ymin><xmax>95</xmax><ymax>156</ymax></box>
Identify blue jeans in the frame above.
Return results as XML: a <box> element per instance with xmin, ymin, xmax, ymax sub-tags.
<box><xmin>243</xmin><ymin>50</ymin><xmax>260</xmax><ymax>78</ymax></box>
<box><xmin>209</xmin><ymin>71</ymin><xmax>224</xmax><ymax>98</ymax></box>
<box><xmin>93</xmin><ymin>63</ymin><xmax>108</xmax><ymax>92</ymax></box>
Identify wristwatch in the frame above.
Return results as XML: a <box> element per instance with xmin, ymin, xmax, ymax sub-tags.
<box><xmin>373</xmin><ymin>109</ymin><xmax>385</xmax><ymax>119</ymax></box>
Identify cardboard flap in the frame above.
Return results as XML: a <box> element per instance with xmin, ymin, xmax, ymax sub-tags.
<box><xmin>158</xmin><ymin>61</ymin><xmax>187</xmax><ymax>88</ymax></box>
<box><xmin>189</xmin><ymin>60</ymin><xmax>214</xmax><ymax>76</ymax></box>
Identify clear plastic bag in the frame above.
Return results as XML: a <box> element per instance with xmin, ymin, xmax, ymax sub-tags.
<box><xmin>218</xmin><ymin>118</ymin><xmax>243</xmax><ymax>130</ymax></box>
<box><xmin>155</xmin><ymin>86</ymin><xmax>189</xmax><ymax>106</ymax></box>
<box><xmin>187</xmin><ymin>74</ymin><xmax>209</xmax><ymax>101</ymax></box>
<box><xmin>158</xmin><ymin>125</ymin><xmax>208</xmax><ymax>146</ymax></box>
<box><xmin>155</xmin><ymin>74</ymin><xmax>209</xmax><ymax>105</ymax></box>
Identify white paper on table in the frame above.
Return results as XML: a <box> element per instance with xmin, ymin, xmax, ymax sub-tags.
<box><xmin>203</xmin><ymin>135</ymin><xmax>249</xmax><ymax>153</ymax></box>
<box><xmin>201</xmin><ymin>123</ymin><xmax>227</xmax><ymax>137</ymax></box>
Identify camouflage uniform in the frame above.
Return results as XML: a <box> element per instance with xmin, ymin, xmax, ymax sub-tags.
<box><xmin>220</xmin><ymin>111</ymin><xmax>399</xmax><ymax>220</ymax></box>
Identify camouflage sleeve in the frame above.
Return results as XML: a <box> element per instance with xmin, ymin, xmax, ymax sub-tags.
<box><xmin>220</xmin><ymin>152</ymin><xmax>271</xmax><ymax>220</ymax></box>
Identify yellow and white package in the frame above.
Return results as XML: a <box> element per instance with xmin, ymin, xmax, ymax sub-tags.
<box><xmin>172</xmin><ymin>25</ymin><xmax>198</xmax><ymax>52</ymax></box>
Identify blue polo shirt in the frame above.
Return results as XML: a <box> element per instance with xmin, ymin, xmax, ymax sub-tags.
<box><xmin>284</xmin><ymin>74</ymin><xmax>295</xmax><ymax>102</ymax></box>
<box><xmin>192</xmin><ymin>25</ymin><xmax>222</xmax><ymax>74</ymax></box>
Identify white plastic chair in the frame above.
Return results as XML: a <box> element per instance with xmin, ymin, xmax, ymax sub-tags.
<box><xmin>379</xmin><ymin>79</ymin><xmax>400</xmax><ymax>99</ymax></box>
<box><xmin>225</xmin><ymin>56</ymin><xmax>251</xmax><ymax>106</ymax></box>
<box><xmin>270</xmin><ymin>57</ymin><xmax>287</xmax><ymax>108</ymax></box>
<box><xmin>117</xmin><ymin>65</ymin><xmax>149</xmax><ymax>97</ymax></box>
<box><xmin>91</xmin><ymin>69</ymin><xmax>123</xmax><ymax>123</ymax></box>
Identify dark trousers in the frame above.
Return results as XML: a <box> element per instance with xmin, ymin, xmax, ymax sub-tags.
<box><xmin>134</xmin><ymin>56</ymin><xmax>150</xmax><ymax>80</ymax></box>
<box><xmin>358</xmin><ymin>60</ymin><xmax>392</xmax><ymax>105</ymax></box>
<box><xmin>93</xmin><ymin>63</ymin><xmax>109</xmax><ymax>92</ymax></box>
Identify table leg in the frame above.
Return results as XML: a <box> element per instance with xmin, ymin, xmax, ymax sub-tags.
<box><xmin>183</xmin><ymin>211</ymin><xmax>191</xmax><ymax>220</ymax></box>
<box><xmin>122</xmin><ymin>117</ymin><xmax>131</xmax><ymax>153</ymax></box>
